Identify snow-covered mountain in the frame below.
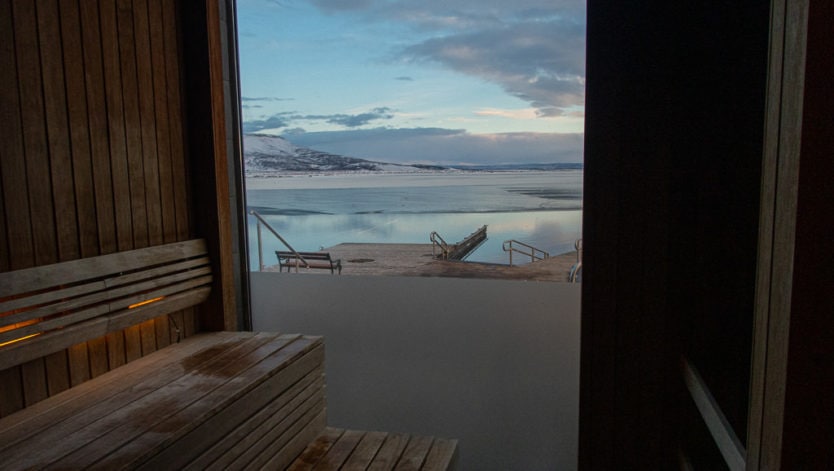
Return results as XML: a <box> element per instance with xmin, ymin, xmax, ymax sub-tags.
<box><xmin>243</xmin><ymin>134</ymin><xmax>445</xmax><ymax>174</ymax></box>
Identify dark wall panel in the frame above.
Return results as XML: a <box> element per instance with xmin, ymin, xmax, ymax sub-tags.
<box><xmin>580</xmin><ymin>1</ymin><xmax>769</xmax><ymax>468</ymax></box>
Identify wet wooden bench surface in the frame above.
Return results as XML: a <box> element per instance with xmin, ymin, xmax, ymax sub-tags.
<box><xmin>0</xmin><ymin>332</ymin><xmax>326</xmax><ymax>470</ymax></box>
<box><xmin>289</xmin><ymin>427</ymin><xmax>459</xmax><ymax>471</ymax></box>
<box><xmin>0</xmin><ymin>330</ymin><xmax>458</xmax><ymax>470</ymax></box>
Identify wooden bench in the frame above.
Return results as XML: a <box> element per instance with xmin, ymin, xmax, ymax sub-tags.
<box><xmin>277</xmin><ymin>250</ymin><xmax>342</xmax><ymax>274</ymax></box>
<box><xmin>0</xmin><ymin>332</ymin><xmax>326</xmax><ymax>469</ymax></box>
<box><xmin>0</xmin><ymin>240</ymin><xmax>456</xmax><ymax>470</ymax></box>
<box><xmin>0</xmin><ymin>239</ymin><xmax>213</xmax><ymax>371</ymax></box>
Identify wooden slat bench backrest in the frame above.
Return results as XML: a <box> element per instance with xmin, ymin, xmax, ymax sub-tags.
<box><xmin>0</xmin><ymin>239</ymin><xmax>212</xmax><ymax>371</ymax></box>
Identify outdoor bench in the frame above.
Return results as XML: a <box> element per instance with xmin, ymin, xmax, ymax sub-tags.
<box><xmin>276</xmin><ymin>250</ymin><xmax>342</xmax><ymax>274</ymax></box>
<box><xmin>0</xmin><ymin>240</ymin><xmax>455</xmax><ymax>470</ymax></box>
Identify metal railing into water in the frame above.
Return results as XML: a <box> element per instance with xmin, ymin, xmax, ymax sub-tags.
<box><xmin>430</xmin><ymin>231</ymin><xmax>450</xmax><ymax>260</ymax></box>
<box><xmin>249</xmin><ymin>210</ymin><xmax>308</xmax><ymax>271</ymax></box>
<box><xmin>502</xmin><ymin>240</ymin><xmax>550</xmax><ymax>266</ymax></box>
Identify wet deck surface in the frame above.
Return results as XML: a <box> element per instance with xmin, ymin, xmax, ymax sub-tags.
<box><xmin>266</xmin><ymin>243</ymin><xmax>578</xmax><ymax>282</ymax></box>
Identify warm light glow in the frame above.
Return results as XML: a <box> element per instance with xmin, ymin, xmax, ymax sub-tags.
<box><xmin>128</xmin><ymin>296</ymin><xmax>165</xmax><ymax>309</ymax></box>
<box><xmin>0</xmin><ymin>333</ymin><xmax>41</xmax><ymax>348</ymax></box>
<box><xmin>0</xmin><ymin>318</ymin><xmax>39</xmax><ymax>335</ymax></box>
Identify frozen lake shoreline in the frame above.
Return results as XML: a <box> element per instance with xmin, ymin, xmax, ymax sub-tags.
<box><xmin>245</xmin><ymin>171</ymin><xmax>583</xmax><ymax>267</ymax></box>
<box><xmin>245</xmin><ymin>169</ymin><xmax>582</xmax><ymax>190</ymax></box>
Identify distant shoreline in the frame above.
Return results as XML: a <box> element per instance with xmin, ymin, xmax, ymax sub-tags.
<box><xmin>245</xmin><ymin>168</ymin><xmax>584</xmax><ymax>190</ymax></box>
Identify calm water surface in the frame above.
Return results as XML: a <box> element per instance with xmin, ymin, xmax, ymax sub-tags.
<box><xmin>246</xmin><ymin>171</ymin><xmax>583</xmax><ymax>268</ymax></box>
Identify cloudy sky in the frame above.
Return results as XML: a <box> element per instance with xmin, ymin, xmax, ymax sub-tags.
<box><xmin>237</xmin><ymin>0</ymin><xmax>585</xmax><ymax>165</ymax></box>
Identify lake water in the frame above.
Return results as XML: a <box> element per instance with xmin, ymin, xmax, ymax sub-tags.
<box><xmin>245</xmin><ymin>171</ymin><xmax>583</xmax><ymax>269</ymax></box>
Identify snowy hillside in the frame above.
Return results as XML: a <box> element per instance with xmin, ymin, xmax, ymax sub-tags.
<box><xmin>243</xmin><ymin>134</ymin><xmax>446</xmax><ymax>174</ymax></box>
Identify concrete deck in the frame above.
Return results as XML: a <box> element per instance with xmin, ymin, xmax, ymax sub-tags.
<box><xmin>267</xmin><ymin>243</ymin><xmax>578</xmax><ymax>282</ymax></box>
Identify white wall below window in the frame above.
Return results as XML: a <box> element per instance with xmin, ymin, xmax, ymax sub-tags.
<box><xmin>251</xmin><ymin>273</ymin><xmax>580</xmax><ymax>470</ymax></box>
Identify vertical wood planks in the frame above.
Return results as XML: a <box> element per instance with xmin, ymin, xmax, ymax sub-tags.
<box><xmin>59</xmin><ymin>0</ymin><xmax>99</xmax><ymax>259</ymax></box>
<box><xmin>36</xmin><ymin>0</ymin><xmax>80</xmax><ymax>263</ymax></box>
<box><xmin>155</xmin><ymin>316</ymin><xmax>172</xmax><ymax>350</ymax></box>
<box><xmin>13</xmin><ymin>0</ymin><xmax>57</xmax><ymax>268</ymax></box>
<box><xmin>0</xmin><ymin>191</ymin><xmax>7</xmax><ymax>273</ymax></box>
<box><xmin>44</xmin><ymin>351</ymin><xmax>70</xmax><ymax>396</ymax></box>
<box><xmin>140</xmin><ymin>319</ymin><xmax>158</xmax><ymax>356</ymax></box>
<box><xmin>163</xmin><ymin>0</ymin><xmax>191</xmax><ymax>239</ymax></box>
<box><xmin>116</xmin><ymin>0</ymin><xmax>149</xmax><ymax>249</ymax></box>
<box><xmin>125</xmin><ymin>325</ymin><xmax>143</xmax><ymax>363</ymax></box>
<box><xmin>21</xmin><ymin>360</ymin><xmax>48</xmax><ymax>407</ymax></box>
<box><xmin>107</xmin><ymin>331</ymin><xmax>128</xmax><ymax>371</ymax></box>
<box><xmin>99</xmin><ymin>0</ymin><xmax>135</xmax><ymax>253</ymax></box>
<box><xmin>133</xmin><ymin>0</ymin><xmax>164</xmax><ymax>248</ymax></box>
<box><xmin>58</xmin><ymin>0</ymin><xmax>100</xmax><ymax>386</ymax></box>
<box><xmin>0</xmin><ymin>1</ymin><xmax>34</xmax><ymax>271</ymax></box>
<box><xmin>148</xmin><ymin>0</ymin><xmax>177</xmax><ymax>244</ymax></box>
<box><xmin>12</xmin><ymin>0</ymin><xmax>54</xmax><ymax>407</ymax></box>
<box><xmin>0</xmin><ymin>0</ymin><xmax>200</xmax><ymax>414</ymax></box>
<box><xmin>0</xmin><ymin>367</ymin><xmax>24</xmax><ymax>418</ymax></box>
<box><xmin>89</xmin><ymin>336</ymin><xmax>111</xmax><ymax>379</ymax></box>
<box><xmin>79</xmin><ymin>0</ymin><xmax>118</xmax><ymax>256</ymax></box>
<box><xmin>67</xmin><ymin>344</ymin><xmax>91</xmax><ymax>387</ymax></box>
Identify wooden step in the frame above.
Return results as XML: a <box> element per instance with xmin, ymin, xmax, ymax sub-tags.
<box><xmin>289</xmin><ymin>427</ymin><xmax>458</xmax><ymax>470</ymax></box>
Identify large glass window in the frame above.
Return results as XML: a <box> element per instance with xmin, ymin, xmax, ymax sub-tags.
<box><xmin>237</xmin><ymin>0</ymin><xmax>585</xmax><ymax>281</ymax></box>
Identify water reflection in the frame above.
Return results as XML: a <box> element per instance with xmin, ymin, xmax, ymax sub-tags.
<box><xmin>247</xmin><ymin>209</ymin><xmax>582</xmax><ymax>267</ymax></box>
<box><xmin>246</xmin><ymin>171</ymin><xmax>583</xmax><ymax>269</ymax></box>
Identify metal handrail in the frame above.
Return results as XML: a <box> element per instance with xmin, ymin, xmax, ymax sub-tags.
<box><xmin>249</xmin><ymin>210</ymin><xmax>309</xmax><ymax>271</ymax></box>
<box><xmin>502</xmin><ymin>239</ymin><xmax>549</xmax><ymax>266</ymax></box>
<box><xmin>430</xmin><ymin>231</ymin><xmax>450</xmax><ymax>259</ymax></box>
<box><xmin>569</xmin><ymin>239</ymin><xmax>583</xmax><ymax>283</ymax></box>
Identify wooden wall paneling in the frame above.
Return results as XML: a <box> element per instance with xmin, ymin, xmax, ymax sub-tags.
<box><xmin>116</xmin><ymin>0</ymin><xmax>149</xmax><ymax>249</ymax></box>
<box><xmin>43</xmin><ymin>351</ymin><xmax>70</xmax><ymax>396</ymax></box>
<box><xmin>165</xmin><ymin>0</ymin><xmax>197</xmax><ymax>343</ymax></box>
<box><xmin>13</xmin><ymin>0</ymin><xmax>57</xmax><ymax>268</ymax></box>
<box><xmin>184</xmin><ymin>308</ymin><xmax>197</xmax><ymax>337</ymax></box>
<box><xmin>80</xmin><ymin>0</ymin><xmax>117</xmax><ymax>256</ymax></box>
<box><xmin>139</xmin><ymin>319</ymin><xmax>157</xmax><ymax>356</ymax></box>
<box><xmin>59</xmin><ymin>0</ymin><xmax>99</xmax><ymax>259</ymax></box>
<box><xmin>169</xmin><ymin>310</ymin><xmax>185</xmax><ymax>344</ymax></box>
<box><xmin>59</xmin><ymin>1</ymin><xmax>100</xmax><ymax>388</ymax></box>
<box><xmin>0</xmin><ymin>366</ymin><xmax>24</xmax><ymax>418</ymax></box>
<box><xmin>99</xmin><ymin>0</ymin><xmax>134</xmax><ymax>252</ymax></box>
<box><xmin>133</xmin><ymin>0</ymin><xmax>164</xmax><ymax>247</ymax></box>
<box><xmin>0</xmin><ymin>0</ymin><xmax>203</xmax><ymax>410</ymax></box>
<box><xmin>148</xmin><ymin>0</ymin><xmax>177</xmax><ymax>244</ymax></box>
<box><xmin>0</xmin><ymin>1</ymin><xmax>33</xmax><ymax>271</ymax></box>
<box><xmin>155</xmin><ymin>315</ymin><xmax>171</xmax><ymax>350</ymax></box>
<box><xmin>67</xmin><ymin>343</ymin><xmax>91</xmax><ymax>387</ymax></box>
<box><xmin>36</xmin><ymin>0</ymin><xmax>80</xmax><ymax>263</ymax></box>
<box><xmin>162</xmin><ymin>0</ymin><xmax>190</xmax><ymax>239</ymax></box>
<box><xmin>106</xmin><ymin>331</ymin><xmax>127</xmax><ymax>371</ymax></box>
<box><xmin>124</xmin><ymin>324</ymin><xmax>143</xmax><ymax>363</ymax></box>
<box><xmin>20</xmin><ymin>359</ymin><xmax>48</xmax><ymax>407</ymax></box>
<box><xmin>0</xmin><ymin>183</ymin><xmax>7</xmax><ymax>272</ymax></box>
<box><xmin>88</xmin><ymin>336</ymin><xmax>110</xmax><ymax>378</ymax></box>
